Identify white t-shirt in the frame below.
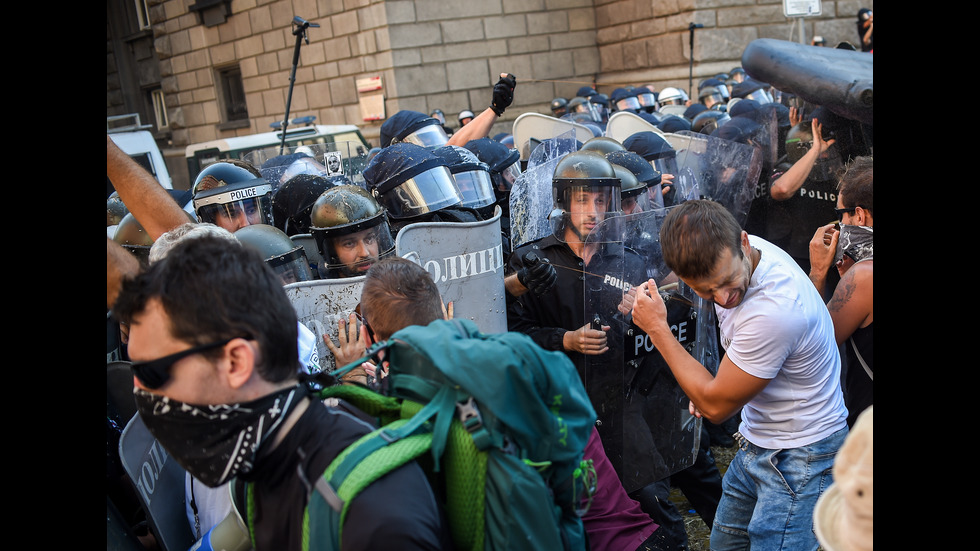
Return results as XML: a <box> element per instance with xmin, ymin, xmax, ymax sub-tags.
<box><xmin>716</xmin><ymin>236</ymin><xmax>847</xmax><ymax>449</ymax></box>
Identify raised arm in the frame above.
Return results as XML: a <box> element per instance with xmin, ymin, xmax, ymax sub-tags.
<box><xmin>107</xmin><ymin>135</ymin><xmax>188</xmax><ymax>240</ymax></box>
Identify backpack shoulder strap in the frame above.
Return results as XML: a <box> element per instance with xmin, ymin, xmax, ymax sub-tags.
<box><xmin>307</xmin><ymin>418</ymin><xmax>434</xmax><ymax>549</ymax></box>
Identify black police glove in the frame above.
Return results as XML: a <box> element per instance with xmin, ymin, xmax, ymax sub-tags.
<box><xmin>517</xmin><ymin>252</ymin><xmax>557</xmax><ymax>296</ymax></box>
<box><xmin>490</xmin><ymin>73</ymin><xmax>517</xmax><ymax>116</ymax></box>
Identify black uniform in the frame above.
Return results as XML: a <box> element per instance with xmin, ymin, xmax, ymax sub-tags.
<box><xmin>235</xmin><ymin>399</ymin><xmax>452</xmax><ymax>551</ymax></box>
<box><xmin>507</xmin><ymin>234</ymin><xmax>645</xmax><ymax>378</ymax></box>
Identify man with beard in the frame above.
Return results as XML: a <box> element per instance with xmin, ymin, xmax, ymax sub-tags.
<box><xmin>309</xmin><ymin>185</ymin><xmax>395</xmax><ymax>279</ymax></box>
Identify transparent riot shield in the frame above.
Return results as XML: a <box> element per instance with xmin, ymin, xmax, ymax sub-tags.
<box><xmin>244</xmin><ymin>141</ymin><xmax>370</xmax><ymax>190</ymax></box>
<box><xmin>396</xmin><ymin>207</ymin><xmax>507</xmax><ymax>334</ymax></box>
<box><xmin>605</xmin><ymin>111</ymin><xmax>665</xmax><ymax>143</ymax></box>
<box><xmin>508</xmin><ymin>129</ymin><xmax>579</xmax><ymax>249</ymax></box>
<box><xmin>666</xmin><ymin>132</ymin><xmax>762</xmax><ymax>227</ymax></box>
<box><xmin>284</xmin><ymin>276</ymin><xmax>365</xmax><ymax>373</ymax></box>
<box><xmin>512</xmin><ymin>112</ymin><xmax>594</xmax><ymax>163</ymax></box>
<box><xmin>582</xmin><ymin>209</ymin><xmax>701</xmax><ymax>492</ymax></box>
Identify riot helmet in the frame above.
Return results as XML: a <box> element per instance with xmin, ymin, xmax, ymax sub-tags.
<box><xmin>658</xmin><ymin>115</ymin><xmax>691</xmax><ymax>134</ymax></box>
<box><xmin>363</xmin><ymin>143</ymin><xmax>462</xmax><ymax>221</ymax></box>
<box><xmin>684</xmin><ymin>103</ymin><xmax>709</xmax><ymax>121</ymax></box>
<box><xmin>590</xmin><ymin>93</ymin><xmax>610</xmax><ymax>123</ymax></box>
<box><xmin>581</xmin><ymin>136</ymin><xmax>626</xmax><ymax>156</ymax></box>
<box><xmin>433</xmin><ymin>145</ymin><xmax>497</xmax><ymax>219</ymax></box>
<box><xmin>550</xmin><ymin>97</ymin><xmax>569</xmax><ymax>118</ymax></box>
<box><xmin>380</xmin><ymin>110</ymin><xmax>450</xmax><ymax>149</ymax></box>
<box><xmin>658</xmin><ymin>87</ymin><xmax>685</xmax><ymax>107</ymax></box>
<box><xmin>730</xmin><ymin>67</ymin><xmax>746</xmax><ymax>83</ymax></box>
<box><xmin>611</xmin><ymin>87</ymin><xmax>641</xmax><ymax>113</ymax></box>
<box><xmin>113</xmin><ymin>212</ymin><xmax>154</xmax><ymax>265</ymax></box>
<box><xmin>731</xmin><ymin>79</ymin><xmax>772</xmax><ymax>104</ymax></box>
<box><xmin>785</xmin><ymin>122</ymin><xmax>843</xmax><ymax>181</ymax></box>
<box><xmin>605</xmin><ymin>150</ymin><xmax>662</xmax><ymax>188</ymax></box>
<box><xmin>309</xmin><ymin>185</ymin><xmax>395</xmax><ymax>278</ymax></box>
<box><xmin>271</xmin><ymin>173</ymin><xmax>342</xmax><ymax>235</ymax></box>
<box><xmin>635</xmin><ymin>87</ymin><xmax>659</xmax><ymax>113</ymax></box>
<box><xmin>458</xmin><ymin>110</ymin><xmax>476</xmax><ymax>126</ymax></box>
<box><xmin>699</xmin><ymin>85</ymin><xmax>726</xmax><ymax>110</ymax></box>
<box><xmin>107</xmin><ymin>192</ymin><xmax>128</xmax><ymax>227</ymax></box>
<box><xmin>624</xmin><ymin>131</ymin><xmax>679</xmax><ymax>176</ymax></box>
<box><xmin>611</xmin><ymin>163</ymin><xmax>649</xmax><ymax>214</ymax></box>
<box><xmin>692</xmin><ymin>110</ymin><xmax>731</xmax><ymax>134</ymax></box>
<box><xmin>192</xmin><ymin>160</ymin><xmax>273</xmax><ymax>232</ymax></box>
<box><xmin>463</xmin><ymin>137</ymin><xmax>522</xmax><ymax>198</ymax></box>
<box><xmin>430</xmin><ymin>109</ymin><xmax>446</xmax><ymax>125</ymax></box>
<box><xmin>234</xmin><ymin>224</ymin><xmax>314</xmax><ymax>284</ymax></box>
<box><xmin>576</xmin><ymin>86</ymin><xmax>598</xmax><ymax>99</ymax></box>
<box><xmin>566</xmin><ymin>97</ymin><xmax>601</xmax><ymax>123</ymax></box>
<box><xmin>551</xmin><ymin>151</ymin><xmax>622</xmax><ymax>242</ymax></box>
<box><xmin>729</xmin><ymin>99</ymin><xmax>761</xmax><ymax>119</ymax></box>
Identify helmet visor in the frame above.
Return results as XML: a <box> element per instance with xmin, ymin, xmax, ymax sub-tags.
<box><xmin>636</xmin><ymin>93</ymin><xmax>657</xmax><ymax>108</ymax></box>
<box><xmin>744</xmin><ymin>88</ymin><xmax>772</xmax><ymax>104</ymax></box>
<box><xmin>551</xmin><ymin>181</ymin><xmax>622</xmax><ymax>243</ymax></box>
<box><xmin>267</xmin><ymin>247</ymin><xmax>315</xmax><ymax>284</ymax></box>
<box><xmin>615</xmin><ymin>97</ymin><xmax>642</xmax><ymax>112</ymax></box>
<box><xmin>498</xmin><ymin>161</ymin><xmax>522</xmax><ymax>191</ymax></box>
<box><xmin>396</xmin><ymin>124</ymin><xmax>450</xmax><ymax>149</ymax></box>
<box><xmin>651</xmin><ymin>156</ymin><xmax>679</xmax><ymax>176</ymax></box>
<box><xmin>454</xmin><ymin>169</ymin><xmax>496</xmax><ymax>210</ymax></box>
<box><xmin>379</xmin><ymin>165</ymin><xmax>461</xmax><ymax>219</ymax></box>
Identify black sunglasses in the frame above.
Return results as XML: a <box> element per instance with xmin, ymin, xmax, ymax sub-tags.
<box><xmin>834</xmin><ymin>207</ymin><xmax>857</xmax><ymax>222</ymax></box>
<box><xmin>131</xmin><ymin>336</ymin><xmax>246</xmax><ymax>389</ymax></box>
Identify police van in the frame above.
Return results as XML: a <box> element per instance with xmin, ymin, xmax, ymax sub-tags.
<box><xmin>108</xmin><ymin>113</ymin><xmax>173</xmax><ymax>193</ymax></box>
<box><xmin>184</xmin><ymin>116</ymin><xmax>370</xmax><ymax>183</ymax></box>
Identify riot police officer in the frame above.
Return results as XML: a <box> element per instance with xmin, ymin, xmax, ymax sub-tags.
<box><xmin>309</xmin><ymin>185</ymin><xmax>396</xmax><ymax>279</ymax></box>
<box><xmin>192</xmin><ymin>160</ymin><xmax>274</xmax><ymax>233</ymax></box>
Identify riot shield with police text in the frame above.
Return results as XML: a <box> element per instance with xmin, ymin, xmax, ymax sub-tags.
<box><xmin>396</xmin><ymin>207</ymin><xmax>507</xmax><ymax>334</ymax></box>
<box><xmin>582</xmin><ymin>210</ymin><xmax>701</xmax><ymax>492</ymax></box>
<box><xmin>284</xmin><ymin>277</ymin><xmax>365</xmax><ymax>373</ymax></box>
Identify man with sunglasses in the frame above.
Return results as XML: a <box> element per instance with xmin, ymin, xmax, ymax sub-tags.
<box><xmin>114</xmin><ymin>236</ymin><xmax>451</xmax><ymax>551</ymax></box>
<box><xmin>809</xmin><ymin>156</ymin><xmax>873</xmax><ymax>428</ymax></box>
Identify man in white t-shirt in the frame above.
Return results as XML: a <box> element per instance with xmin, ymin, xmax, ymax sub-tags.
<box><xmin>632</xmin><ymin>199</ymin><xmax>848</xmax><ymax>551</ymax></box>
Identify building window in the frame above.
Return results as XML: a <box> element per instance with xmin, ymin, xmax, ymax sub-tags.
<box><xmin>150</xmin><ymin>88</ymin><xmax>169</xmax><ymax>129</ymax></box>
<box><xmin>134</xmin><ymin>0</ymin><xmax>151</xmax><ymax>30</ymax></box>
<box><xmin>217</xmin><ymin>65</ymin><xmax>249</xmax><ymax>123</ymax></box>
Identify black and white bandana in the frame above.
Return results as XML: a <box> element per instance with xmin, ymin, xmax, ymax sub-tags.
<box><xmin>134</xmin><ymin>385</ymin><xmax>305</xmax><ymax>488</ymax></box>
<box><xmin>836</xmin><ymin>224</ymin><xmax>873</xmax><ymax>265</ymax></box>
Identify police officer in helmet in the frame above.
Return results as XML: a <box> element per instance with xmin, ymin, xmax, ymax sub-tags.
<box><xmin>192</xmin><ymin>160</ymin><xmax>274</xmax><ymax>233</ymax></box>
<box><xmin>309</xmin><ymin>185</ymin><xmax>395</xmax><ymax>279</ymax></box>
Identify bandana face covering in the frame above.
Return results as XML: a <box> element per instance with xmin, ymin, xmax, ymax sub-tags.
<box><xmin>836</xmin><ymin>224</ymin><xmax>873</xmax><ymax>265</ymax></box>
<box><xmin>134</xmin><ymin>385</ymin><xmax>304</xmax><ymax>488</ymax></box>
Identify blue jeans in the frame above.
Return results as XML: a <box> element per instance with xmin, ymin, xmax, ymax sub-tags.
<box><xmin>709</xmin><ymin>427</ymin><xmax>848</xmax><ymax>551</ymax></box>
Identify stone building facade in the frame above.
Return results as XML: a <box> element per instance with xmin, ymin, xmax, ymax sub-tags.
<box><xmin>107</xmin><ymin>0</ymin><xmax>871</xmax><ymax>189</ymax></box>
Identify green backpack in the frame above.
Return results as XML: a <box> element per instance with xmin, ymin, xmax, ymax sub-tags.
<box><xmin>305</xmin><ymin>318</ymin><xmax>597</xmax><ymax>551</ymax></box>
